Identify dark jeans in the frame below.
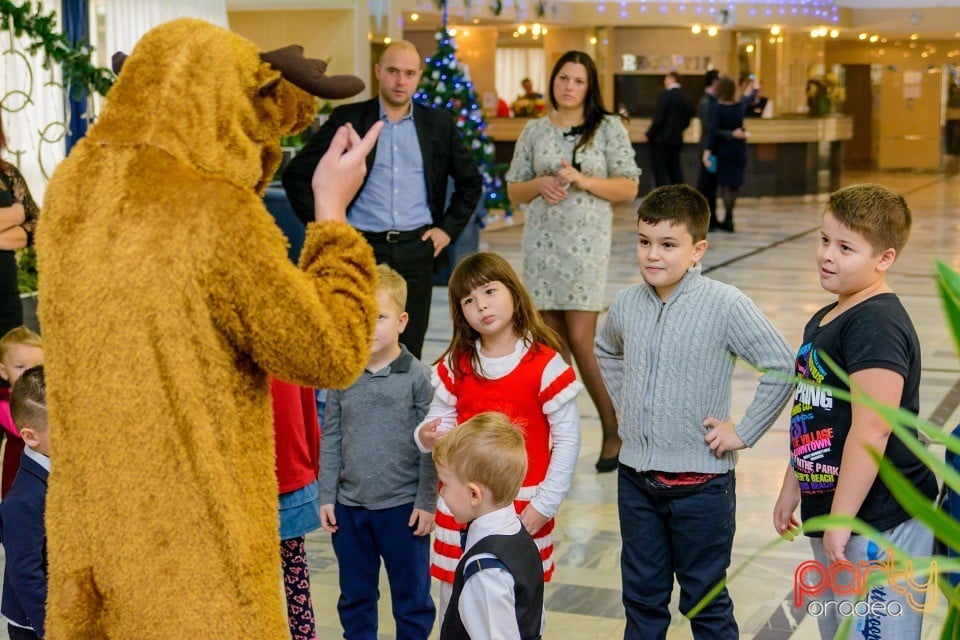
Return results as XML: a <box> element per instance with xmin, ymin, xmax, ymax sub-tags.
<box><xmin>650</xmin><ymin>143</ymin><xmax>684</xmax><ymax>186</ymax></box>
<box><xmin>618</xmin><ymin>466</ymin><xmax>738</xmax><ymax>640</ymax></box>
<box><xmin>363</xmin><ymin>231</ymin><xmax>434</xmax><ymax>360</ymax></box>
<box><xmin>331</xmin><ymin>502</ymin><xmax>435</xmax><ymax>640</ymax></box>
<box><xmin>696</xmin><ymin>167</ymin><xmax>719</xmax><ymax>225</ymax></box>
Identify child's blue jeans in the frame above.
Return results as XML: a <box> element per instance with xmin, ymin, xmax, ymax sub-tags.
<box><xmin>618</xmin><ymin>466</ymin><xmax>738</xmax><ymax>640</ymax></box>
<box><xmin>331</xmin><ymin>501</ymin><xmax>435</xmax><ymax>640</ymax></box>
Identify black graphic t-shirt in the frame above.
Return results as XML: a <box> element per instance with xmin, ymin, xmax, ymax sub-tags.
<box><xmin>791</xmin><ymin>293</ymin><xmax>937</xmax><ymax>534</ymax></box>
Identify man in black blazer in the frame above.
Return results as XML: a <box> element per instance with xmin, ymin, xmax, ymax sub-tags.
<box><xmin>283</xmin><ymin>41</ymin><xmax>483</xmax><ymax>359</ymax></box>
<box><xmin>642</xmin><ymin>71</ymin><xmax>695</xmax><ymax>187</ymax></box>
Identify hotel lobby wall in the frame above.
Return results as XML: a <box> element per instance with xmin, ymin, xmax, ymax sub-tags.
<box><xmin>826</xmin><ymin>40</ymin><xmax>952</xmax><ymax>170</ymax></box>
<box><xmin>228</xmin><ymin>9</ymin><xmax>370</xmax><ymax>102</ymax></box>
<box><xmin>610</xmin><ymin>27</ymin><xmax>734</xmax><ymax>118</ymax></box>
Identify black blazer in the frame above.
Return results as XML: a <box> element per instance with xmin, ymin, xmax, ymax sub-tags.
<box><xmin>646</xmin><ymin>87</ymin><xmax>695</xmax><ymax>146</ymax></box>
<box><xmin>282</xmin><ymin>98</ymin><xmax>483</xmax><ymax>243</ymax></box>
<box><xmin>0</xmin><ymin>452</ymin><xmax>48</xmax><ymax>638</ymax></box>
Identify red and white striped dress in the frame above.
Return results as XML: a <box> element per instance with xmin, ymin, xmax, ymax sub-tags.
<box><xmin>430</xmin><ymin>341</ymin><xmax>581</xmax><ymax>584</ymax></box>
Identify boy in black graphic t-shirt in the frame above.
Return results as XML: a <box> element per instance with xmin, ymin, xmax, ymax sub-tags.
<box><xmin>773</xmin><ymin>184</ymin><xmax>937</xmax><ymax>640</ymax></box>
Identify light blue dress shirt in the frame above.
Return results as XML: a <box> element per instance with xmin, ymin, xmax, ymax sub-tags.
<box><xmin>348</xmin><ymin>101</ymin><xmax>433</xmax><ymax>232</ymax></box>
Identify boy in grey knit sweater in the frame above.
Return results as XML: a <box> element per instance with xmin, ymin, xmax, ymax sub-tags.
<box><xmin>596</xmin><ymin>184</ymin><xmax>794</xmax><ymax>639</ymax></box>
<box><xmin>320</xmin><ymin>264</ymin><xmax>438</xmax><ymax>639</ymax></box>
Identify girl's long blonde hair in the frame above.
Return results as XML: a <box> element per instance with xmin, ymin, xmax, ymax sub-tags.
<box><xmin>441</xmin><ymin>253</ymin><xmax>564</xmax><ymax>378</ymax></box>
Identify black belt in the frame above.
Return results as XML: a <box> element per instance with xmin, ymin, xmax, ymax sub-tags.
<box><xmin>362</xmin><ymin>225</ymin><xmax>429</xmax><ymax>244</ymax></box>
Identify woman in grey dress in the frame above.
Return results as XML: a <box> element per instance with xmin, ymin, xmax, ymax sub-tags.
<box><xmin>506</xmin><ymin>50</ymin><xmax>640</xmax><ymax>472</ymax></box>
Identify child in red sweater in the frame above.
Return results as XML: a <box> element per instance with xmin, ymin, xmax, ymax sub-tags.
<box><xmin>272</xmin><ymin>378</ymin><xmax>322</xmax><ymax>640</ymax></box>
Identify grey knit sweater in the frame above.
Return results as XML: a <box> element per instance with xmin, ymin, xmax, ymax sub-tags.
<box><xmin>596</xmin><ymin>264</ymin><xmax>795</xmax><ymax>473</ymax></box>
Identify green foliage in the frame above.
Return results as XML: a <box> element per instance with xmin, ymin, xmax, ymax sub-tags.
<box><xmin>17</xmin><ymin>246</ymin><xmax>37</xmax><ymax>294</ymax></box>
<box><xmin>414</xmin><ymin>27</ymin><xmax>512</xmax><ymax>224</ymax></box>
<box><xmin>0</xmin><ymin>0</ymin><xmax>115</xmax><ymax>99</ymax></box>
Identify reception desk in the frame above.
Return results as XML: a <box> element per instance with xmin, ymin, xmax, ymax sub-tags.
<box><xmin>485</xmin><ymin>115</ymin><xmax>853</xmax><ymax>197</ymax></box>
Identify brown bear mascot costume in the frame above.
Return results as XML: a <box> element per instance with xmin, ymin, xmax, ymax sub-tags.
<box><xmin>36</xmin><ymin>18</ymin><xmax>379</xmax><ymax>639</ymax></box>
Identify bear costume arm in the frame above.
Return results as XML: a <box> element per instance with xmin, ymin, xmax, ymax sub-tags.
<box><xmin>207</xmin><ymin>199</ymin><xmax>376</xmax><ymax>391</ymax></box>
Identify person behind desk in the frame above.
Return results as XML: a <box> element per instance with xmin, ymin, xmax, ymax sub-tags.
<box><xmin>513</xmin><ymin>78</ymin><xmax>545</xmax><ymax>118</ymax></box>
<box><xmin>283</xmin><ymin>40</ymin><xmax>483</xmax><ymax>359</ymax></box>
<box><xmin>740</xmin><ymin>76</ymin><xmax>767</xmax><ymax>118</ymax></box>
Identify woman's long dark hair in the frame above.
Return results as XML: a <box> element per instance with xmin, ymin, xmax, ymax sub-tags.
<box><xmin>548</xmin><ymin>50</ymin><xmax>622</xmax><ymax>155</ymax></box>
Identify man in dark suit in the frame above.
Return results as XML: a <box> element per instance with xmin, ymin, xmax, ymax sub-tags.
<box><xmin>642</xmin><ymin>71</ymin><xmax>694</xmax><ymax>186</ymax></box>
<box><xmin>0</xmin><ymin>366</ymin><xmax>48</xmax><ymax>640</ymax></box>
<box><xmin>696</xmin><ymin>70</ymin><xmax>722</xmax><ymax>229</ymax></box>
<box><xmin>283</xmin><ymin>41</ymin><xmax>483</xmax><ymax>359</ymax></box>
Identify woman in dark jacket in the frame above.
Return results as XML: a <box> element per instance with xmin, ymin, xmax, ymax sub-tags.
<box><xmin>703</xmin><ymin>76</ymin><xmax>747</xmax><ymax>233</ymax></box>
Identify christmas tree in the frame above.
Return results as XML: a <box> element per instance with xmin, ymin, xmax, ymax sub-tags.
<box><xmin>414</xmin><ymin>27</ymin><xmax>512</xmax><ymax>227</ymax></box>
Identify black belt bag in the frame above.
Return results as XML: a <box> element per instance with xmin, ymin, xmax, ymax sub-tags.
<box><xmin>636</xmin><ymin>470</ymin><xmax>722</xmax><ymax>498</ymax></box>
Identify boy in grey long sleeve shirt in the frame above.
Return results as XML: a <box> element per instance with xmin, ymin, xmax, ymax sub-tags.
<box><xmin>595</xmin><ymin>185</ymin><xmax>794</xmax><ymax>639</ymax></box>
<box><xmin>320</xmin><ymin>265</ymin><xmax>437</xmax><ymax>638</ymax></box>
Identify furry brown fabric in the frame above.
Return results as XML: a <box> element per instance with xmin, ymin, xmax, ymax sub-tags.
<box><xmin>36</xmin><ymin>19</ymin><xmax>376</xmax><ymax>639</ymax></box>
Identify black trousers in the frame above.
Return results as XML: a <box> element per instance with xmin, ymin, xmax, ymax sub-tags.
<box><xmin>362</xmin><ymin>230</ymin><xmax>434</xmax><ymax>360</ymax></box>
<box><xmin>696</xmin><ymin>165</ymin><xmax>719</xmax><ymax>225</ymax></box>
<box><xmin>8</xmin><ymin>624</ymin><xmax>40</xmax><ymax>640</ymax></box>
<box><xmin>650</xmin><ymin>143</ymin><xmax>684</xmax><ymax>187</ymax></box>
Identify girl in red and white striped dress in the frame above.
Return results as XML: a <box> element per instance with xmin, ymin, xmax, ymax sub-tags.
<box><xmin>415</xmin><ymin>252</ymin><xmax>582</xmax><ymax>621</ymax></box>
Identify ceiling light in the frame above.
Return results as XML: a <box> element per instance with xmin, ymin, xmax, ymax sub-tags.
<box><xmin>770</xmin><ymin>25</ymin><xmax>781</xmax><ymax>36</ymax></box>
<box><xmin>869</xmin><ymin>35</ymin><xmax>879</xmax><ymax>43</ymax></box>
<box><xmin>518</xmin><ymin>24</ymin><xmax>527</xmax><ymax>34</ymax></box>
<box><xmin>383</xmin><ymin>36</ymin><xmax>392</xmax><ymax>44</ymax></box>
<box><xmin>692</xmin><ymin>24</ymin><xmax>702</xmax><ymax>35</ymax></box>
<box><xmin>830</xmin><ymin>30</ymin><xmax>839</xmax><ymax>38</ymax></box>
<box><xmin>707</xmin><ymin>26</ymin><xmax>718</xmax><ymax>37</ymax></box>
<box><xmin>858</xmin><ymin>33</ymin><xmax>867</xmax><ymax>40</ymax></box>
<box><xmin>589</xmin><ymin>36</ymin><xmax>598</xmax><ymax>44</ymax></box>
<box><xmin>410</xmin><ymin>13</ymin><xmax>419</xmax><ymax>21</ymax></box>
<box><xmin>910</xmin><ymin>33</ymin><xmax>919</xmax><ymax>40</ymax></box>
<box><xmin>746</xmin><ymin>44</ymin><xmax>755</xmax><ymax>53</ymax></box>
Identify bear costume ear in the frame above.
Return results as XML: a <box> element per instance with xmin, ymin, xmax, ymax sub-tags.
<box><xmin>111</xmin><ymin>51</ymin><xmax>128</xmax><ymax>74</ymax></box>
<box><xmin>259</xmin><ymin>45</ymin><xmax>365</xmax><ymax>99</ymax></box>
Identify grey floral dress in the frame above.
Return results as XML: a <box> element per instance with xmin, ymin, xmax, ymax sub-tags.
<box><xmin>505</xmin><ymin>115</ymin><xmax>639</xmax><ymax>311</ymax></box>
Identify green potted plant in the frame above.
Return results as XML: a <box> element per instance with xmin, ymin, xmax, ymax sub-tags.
<box><xmin>17</xmin><ymin>245</ymin><xmax>39</xmax><ymax>332</ymax></box>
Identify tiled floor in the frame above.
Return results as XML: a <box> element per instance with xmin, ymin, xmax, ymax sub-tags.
<box><xmin>2</xmin><ymin>170</ymin><xmax>958</xmax><ymax>639</ymax></box>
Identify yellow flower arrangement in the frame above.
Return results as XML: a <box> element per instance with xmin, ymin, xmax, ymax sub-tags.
<box><xmin>806</xmin><ymin>72</ymin><xmax>845</xmax><ymax>116</ymax></box>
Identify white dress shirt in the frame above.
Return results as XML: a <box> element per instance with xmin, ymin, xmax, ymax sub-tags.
<box><xmin>458</xmin><ymin>505</ymin><xmax>546</xmax><ymax>639</ymax></box>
